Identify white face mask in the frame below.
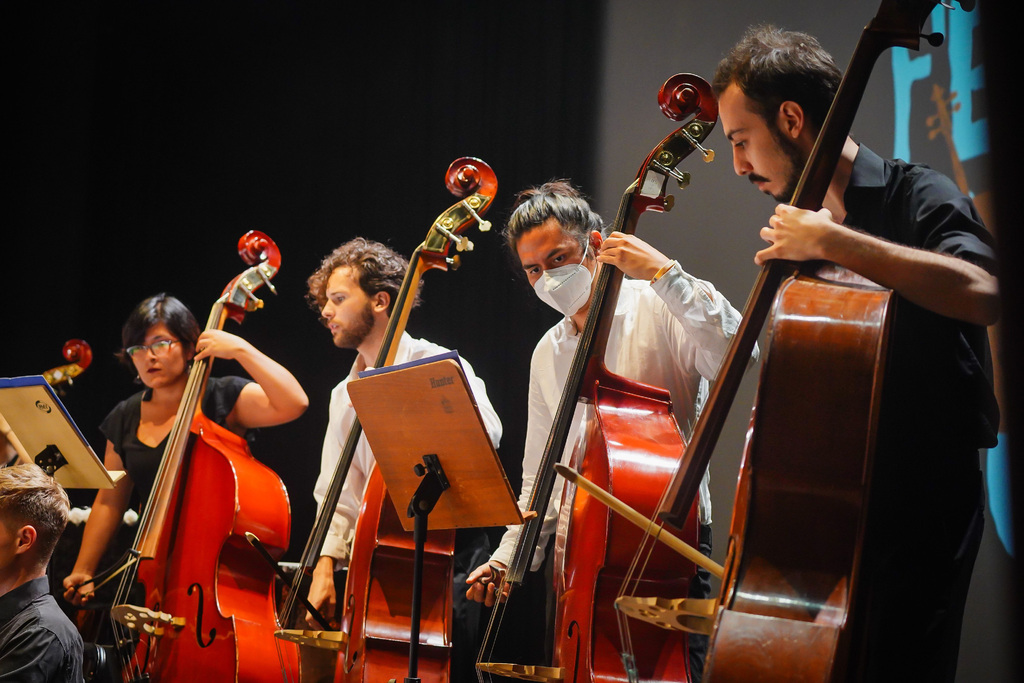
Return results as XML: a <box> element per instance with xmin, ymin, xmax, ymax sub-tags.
<box><xmin>533</xmin><ymin>244</ymin><xmax>593</xmax><ymax>317</ymax></box>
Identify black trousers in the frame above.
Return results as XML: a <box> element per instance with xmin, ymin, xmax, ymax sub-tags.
<box><xmin>852</xmin><ymin>465</ymin><xmax>985</xmax><ymax>682</ymax></box>
<box><xmin>688</xmin><ymin>523</ymin><xmax>713</xmax><ymax>683</ymax></box>
<box><xmin>451</xmin><ymin>529</ymin><xmax>493</xmax><ymax>683</ymax></box>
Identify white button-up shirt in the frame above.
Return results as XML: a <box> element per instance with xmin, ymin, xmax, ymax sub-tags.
<box><xmin>491</xmin><ymin>264</ymin><xmax>753</xmax><ymax>570</ymax></box>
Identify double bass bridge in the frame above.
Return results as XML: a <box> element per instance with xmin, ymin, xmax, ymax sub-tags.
<box><xmin>614</xmin><ymin>596</ymin><xmax>717</xmax><ymax>635</ymax></box>
<box><xmin>475</xmin><ymin>662</ymin><xmax>566</xmax><ymax>682</ymax></box>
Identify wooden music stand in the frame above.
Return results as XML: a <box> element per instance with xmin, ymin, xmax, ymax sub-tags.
<box><xmin>348</xmin><ymin>351</ymin><xmax>521</xmax><ymax>683</ymax></box>
<box><xmin>0</xmin><ymin>375</ymin><xmax>124</xmax><ymax>489</ymax></box>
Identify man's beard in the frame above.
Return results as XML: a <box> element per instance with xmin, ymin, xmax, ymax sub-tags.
<box><xmin>768</xmin><ymin>126</ymin><xmax>808</xmax><ymax>202</ymax></box>
<box><xmin>333</xmin><ymin>301</ymin><xmax>375</xmax><ymax>349</ymax></box>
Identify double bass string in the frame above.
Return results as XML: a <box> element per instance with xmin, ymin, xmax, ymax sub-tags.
<box><xmin>274</xmin><ymin>636</ymin><xmax>294</xmax><ymax>683</ymax></box>
<box><xmin>588</xmin><ymin>76</ymin><xmax>720</xmax><ymax>679</ymax></box>
<box><xmin>614</xmin><ymin>459</ymin><xmax>685</xmax><ymax>680</ymax></box>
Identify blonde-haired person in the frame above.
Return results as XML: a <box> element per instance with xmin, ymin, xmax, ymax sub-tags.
<box><xmin>1</xmin><ymin>464</ymin><xmax>83</xmax><ymax>682</ymax></box>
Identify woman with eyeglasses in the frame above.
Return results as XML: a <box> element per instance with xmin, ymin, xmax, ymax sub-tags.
<box><xmin>61</xmin><ymin>293</ymin><xmax>308</xmax><ymax>605</ymax></box>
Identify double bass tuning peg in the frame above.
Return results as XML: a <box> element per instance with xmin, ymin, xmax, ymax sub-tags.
<box><xmin>652</xmin><ymin>157</ymin><xmax>691</xmax><ymax>191</ymax></box>
<box><xmin>681</xmin><ymin>125</ymin><xmax>715</xmax><ymax>163</ymax></box>
<box><xmin>922</xmin><ymin>31</ymin><xmax>944</xmax><ymax>48</ymax></box>
<box><xmin>434</xmin><ymin>221</ymin><xmax>474</xmax><ymax>252</ymax></box>
<box><xmin>462</xmin><ymin>197</ymin><xmax>492</xmax><ymax>232</ymax></box>
<box><xmin>257</xmin><ymin>265</ymin><xmax>278</xmax><ymax>294</ymax></box>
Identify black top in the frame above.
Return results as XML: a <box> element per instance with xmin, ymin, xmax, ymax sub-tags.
<box><xmin>0</xmin><ymin>577</ymin><xmax>83</xmax><ymax>683</ymax></box>
<box><xmin>99</xmin><ymin>376</ymin><xmax>251</xmax><ymax>504</ymax></box>
<box><xmin>843</xmin><ymin>145</ymin><xmax>998</xmax><ymax>522</ymax></box>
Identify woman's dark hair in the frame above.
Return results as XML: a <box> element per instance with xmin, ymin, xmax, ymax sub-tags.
<box><xmin>116</xmin><ymin>293</ymin><xmax>200</xmax><ymax>368</ymax></box>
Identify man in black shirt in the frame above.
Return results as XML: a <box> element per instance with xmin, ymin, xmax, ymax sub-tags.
<box><xmin>1</xmin><ymin>464</ymin><xmax>83</xmax><ymax>682</ymax></box>
<box><xmin>713</xmin><ymin>26</ymin><xmax>999</xmax><ymax>682</ymax></box>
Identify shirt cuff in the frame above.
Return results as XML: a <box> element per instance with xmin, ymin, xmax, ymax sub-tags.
<box><xmin>650</xmin><ymin>261</ymin><xmax>694</xmax><ymax>298</ymax></box>
<box><xmin>321</xmin><ymin>524</ymin><xmax>354</xmax><ymax>567</ymax></box>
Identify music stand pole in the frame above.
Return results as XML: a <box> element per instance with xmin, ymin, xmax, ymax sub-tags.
<box><xmin>405</xmin><ymin>453</ymin><xmax>449</xmax><ymax>683</ymax></box>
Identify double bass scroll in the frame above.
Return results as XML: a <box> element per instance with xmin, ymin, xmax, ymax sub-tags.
<box><xmin>43</xmin><ymin>339</ymin><xmax>94</xmax><ymax>390</ymax></box>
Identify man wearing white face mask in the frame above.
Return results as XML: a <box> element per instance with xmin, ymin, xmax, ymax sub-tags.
<box><xmin>466</xmin><ymin>180</ymin><xmax>753</xmax><ymax>681</ymax></box>
<box><xmin>532</xmin><ymin>240</ymin><xmax>594</xmax><ymax>317</ymax></box>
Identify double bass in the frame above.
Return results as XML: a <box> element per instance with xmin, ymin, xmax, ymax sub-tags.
<box><xmin>107</xmin><ymin>231</ymin><xmax>297</xmax><ymax>682</ymax></box>
<box><xmin>275</xmin><ymin>157</ymin><xmax>497</xmax><ymax>683</ymax></box>
<box><xmin>477</xmin><ymin>74</ymin><xmax>717</xmax><ymax>683</ymax></box>
<box><xmin>651</xmin><ymin>2</ymin><xmax>971</xmax><ymax>681</ymax></box>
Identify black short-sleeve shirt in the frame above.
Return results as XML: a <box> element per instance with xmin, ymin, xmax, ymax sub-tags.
<box><xmin>843</xmin><ymin>145</ymin><xmax>998</xmax><ymax>511</ymax></box>
<box><xmin>99</xmin><ymin>376</ymin><xmax>251</xmax><ymax>503</ymax></box>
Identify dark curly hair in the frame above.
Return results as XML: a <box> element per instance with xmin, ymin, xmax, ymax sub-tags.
<box><xmin>306</xmin><ymin>237</ymin><xmax>417</xmax><ymax>316</ymax></box>
<box><xmin>713</xmin><ymin>25</ymin><xmax>842</xmax><ymax>135</ymax></box>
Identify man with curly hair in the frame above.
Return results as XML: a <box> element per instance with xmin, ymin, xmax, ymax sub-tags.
<box><xmin>305</xmin><ymin>237</ymin><xmax>502</xmax><ymax>682</ymax></box>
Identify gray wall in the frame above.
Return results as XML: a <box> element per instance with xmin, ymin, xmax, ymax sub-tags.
<box><xmin>594</xmin><ymin>2</ymin><xmax>1011</xmax><ymax>681</ymax></box>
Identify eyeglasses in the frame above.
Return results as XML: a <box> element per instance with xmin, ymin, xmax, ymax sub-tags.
<box><xmin>125</xmin><ymin>339</ymin><xmax>180</xmax><ymax>358</ymax></box>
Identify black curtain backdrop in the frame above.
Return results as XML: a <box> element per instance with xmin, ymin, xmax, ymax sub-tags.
<box><xmin>5</xmin><ymin>0</ymin><xmax>604</xmax><ymax>560</ymax></box>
